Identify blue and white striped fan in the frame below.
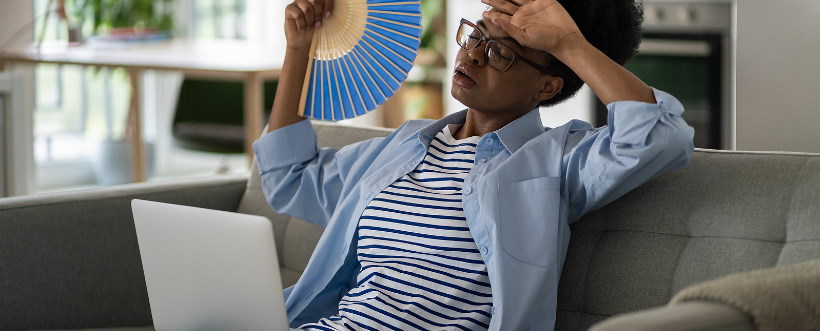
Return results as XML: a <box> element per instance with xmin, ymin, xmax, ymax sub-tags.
<box><xmin>298</xmin><ymin>0</ymin><xmax>422</xmax><ymax>121</ymax></box>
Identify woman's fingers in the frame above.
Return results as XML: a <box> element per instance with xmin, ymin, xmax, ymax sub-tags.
<box><xmin>481</xmin><ymin>10</ymin><xmax>513</xmax><ymax>25</ymax></box>
<box><xmin>296</xmin><ymin>0</ymin><xmax>316</xmax><ymax>29</ymax></box>
<box><xmin>480</xmin><ymin>0</ymin><xmax>520</xmax><ymax>16</ymax></box>
<box><xmin>324</xmin><ymin>0</ymin><xmax>334</xmax><ymax>19</ymax></box>
<box><xmin>285</xmin><ymin>3</ymin><xmax>306</xmax><ymax>31</ymax></box>
<box><xmin>310</xmin><ymin>0</ymin><xmax>325</xmax><ymax>16</ymax></box>
<box><xmin>286</xmin><ymin>0</ymin><xmax>336</xmax><ymax>31</ymax></box>
<box><xmin>482</xmin><ymin>11</ymin><xmax>527</xmax><ymax>41</ymax></box>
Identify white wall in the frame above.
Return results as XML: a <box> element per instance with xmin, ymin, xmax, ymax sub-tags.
<box><xmin>445</xmin><ymin>0</ymin><xmax>485</xmax><ymax>115</ymax></box>
<box><xmin>736</xmin><ymin>0</ymin><xmax>820</xmax><ymax>153</ymax></box>
<box><xmin>0</xmin><ymin>2</ymin><xmax>33</xmax><ymax>47</ymax></box>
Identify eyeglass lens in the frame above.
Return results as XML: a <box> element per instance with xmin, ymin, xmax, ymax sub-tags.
<box><xmin>457</xmin><ymin>22</ymin><xmax>516</xmax><ymax>72</ymax></box>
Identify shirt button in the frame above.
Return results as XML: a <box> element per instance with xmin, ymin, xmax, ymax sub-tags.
<box><xmin>485</xmin><ymin>138</ymin><xmax>495</xmax><ymax>145</ymax></box>
<box><xmin>477</xmin><ymin>158</ymin><xmax>486</xmax><ymax>164</ymax></box>
<box><xmin>492</xmin><ymin>307</ymin><xmax>497</xmax><ymax>315</ymax></box>
<box><xmin>479</xmin><ymin>246</ymin><xmax>488</xmax><ymax>255</ymax></box>
<box><xmin>463</xmin><ymin>187</ymin><xmax>473</xmax><ymax>195</ymax></box>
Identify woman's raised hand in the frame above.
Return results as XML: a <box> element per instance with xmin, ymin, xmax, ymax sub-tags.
<box><xmin>480</xmin><ymin>0</ymin><xmax>584</xmax><ymax>55</ymax></box>
<box><xmin>268</xmin><ymin>0</ymin><xmax>335</xmax><ymax>131</ymax></box>
<box><xmin>284</xmin><ymin>0</ymin><xmax>335</xmax><ymax>50</ymax></box>
<box><xmin>483</xmin><ymin>0</ymin><xmax>656</xmax><ymax>105</ymax></box>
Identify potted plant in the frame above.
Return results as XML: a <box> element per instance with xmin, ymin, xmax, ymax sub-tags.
<box><xmin>65</xmin><ymin>0</ymin><xmax>175</xmax><ymax>42</ymax></box>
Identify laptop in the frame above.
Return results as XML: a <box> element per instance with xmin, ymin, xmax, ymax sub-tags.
<box><xmin>132</xmin><ymin>199</ymin><xmax>289</xmax><ymax>331</ymax></box>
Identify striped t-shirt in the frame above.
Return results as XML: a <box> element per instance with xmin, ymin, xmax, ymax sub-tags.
<box><xmin>298</xmin><ymin>125</ymin><xmax>492</xmax><ymax>330</ymax></box>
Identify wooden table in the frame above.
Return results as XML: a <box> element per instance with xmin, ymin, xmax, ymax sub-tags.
<box><xmin>0</xmin><ymin>39</ymin><xmax>283</xmax><ymax>182</ymax></box>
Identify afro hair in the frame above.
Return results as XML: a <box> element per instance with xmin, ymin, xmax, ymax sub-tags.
<box><xmin>539</xmin><ymin>0</ymin><xmax>644</xmax><ymax>107</ymax></box>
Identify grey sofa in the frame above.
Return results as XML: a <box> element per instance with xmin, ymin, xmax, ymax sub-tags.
<box><xmin>1</xmin><ymin>121</ymin><xmax>819</xmax><ymax>331</ymax></box>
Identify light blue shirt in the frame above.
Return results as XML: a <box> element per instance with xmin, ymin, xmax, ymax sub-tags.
<box><xmin>253</xmin><ymin>88</ymin><xmax>694</xmax><ymax>330</ymax></box>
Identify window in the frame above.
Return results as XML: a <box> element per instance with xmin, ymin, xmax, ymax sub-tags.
<box><xmin>190</xmin><ymin>0</ymin><xmax>247</xmax><ymax>40</ymax></box>
<box><xmin>32</xmin><ymin>0</ymin><xmax>132</xmax><ymax>192</ymax></box>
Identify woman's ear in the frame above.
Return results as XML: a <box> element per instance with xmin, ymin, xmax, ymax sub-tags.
<box><xmin>536</xmin><ymin>76</ymin><xmax>564</xmax><ymax>103</ymax></box>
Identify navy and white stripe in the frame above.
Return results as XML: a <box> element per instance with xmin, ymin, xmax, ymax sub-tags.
<box><xmin>299</xmin><ymin>125</ymin><xmax>492</xmax><ymax>331</ymax></box>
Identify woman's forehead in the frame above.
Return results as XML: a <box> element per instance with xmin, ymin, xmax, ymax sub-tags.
<box><xmin>477</xmin><ymin>7</ymin><xmax>510</xmax><ymax>36</ymax></box>
<box><xmin>475</xmin><ymin>18</ymin><xmax>525</xmax><ymax>52</ymax></box>
<box><xmin>475</xmin><ymin>17</ymin><xmax>507</xmax><ymax>38</ymax></box>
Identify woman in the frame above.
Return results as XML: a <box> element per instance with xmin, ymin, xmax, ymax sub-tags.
<box><xmin>254</xmin><ymin>0</ymin><xmax>695</xmax><ymax>329</ymax></box>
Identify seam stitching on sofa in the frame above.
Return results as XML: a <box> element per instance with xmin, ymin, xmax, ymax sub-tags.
<box><xmin>694</xmin><ymin>148</ymin><xmax>820</xmax><ymax>157</ymax></box>
<box><xmin>776</xmin><ymin>157</ymin><xmax>813</xmax><ymax>266</ymax></box>
<box><xmin>572</xmin><ymin>228</ymin><xmax>789</xmax><ymax>244</ymax></box>
<box><xmin>555</xmin><ymin>309</ymin><xmax>610</xmax><ymax>317</ymax></box>
<box><xmin>668</xmin><ymin>234</ymin><xmax>694</xmax><ymax>303</ymax></box>
<box><xmin>280</xmin><ymin>216</ymin><xmax>295</xmax><ymax>268</ymax></box>
<box><xmin>784</xmin><ymin>239</ymin><xmax>820</xmax><ymax>243</ymax></box>
<box><xmin>579</xmin><ymin>231</ymin><xmax>608</xmax><ymax>313</ymax></box>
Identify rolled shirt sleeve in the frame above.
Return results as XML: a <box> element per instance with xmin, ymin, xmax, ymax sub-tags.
<box><xmin>253</xmin><ymin>119</ymin><xmax>344</xmax><ymax>227</ymax></box>
<box><xmin>564</xmin><ymin>88</ymin><xmax>695</xmax><ymax>222</ymax></box>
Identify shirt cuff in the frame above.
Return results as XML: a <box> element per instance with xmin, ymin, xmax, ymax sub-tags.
<box><xmin>253</xmin><ymin>119</ymin><xmax>318</xmax><ymax>174</ymax></box>
<box><xmin>606</xmin><ymin>87</ymin><xmax>685</xmax><ymax>146</ymax></box>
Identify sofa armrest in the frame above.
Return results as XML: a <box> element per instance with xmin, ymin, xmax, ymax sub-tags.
<box><xmin>590</xmin><ymin>301</ymin><xmax>754</xmax><ymax>331</ymax></box>
<box><xmin>0</xmin><ymin>175</ymin><xmax>248</xmax><ymax>331</ymax></box>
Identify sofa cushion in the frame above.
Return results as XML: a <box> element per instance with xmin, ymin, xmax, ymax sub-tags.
<box><xmin>237</xmin><ymin>121</ymin><xmax>393</xmax><ymax>287</ymax></box>
<box><xmin>670</xmin><ymin>258</ymin><xmax>820</xmax><ymax>331</ymax></box>
<box><xmin>589</xmin><ymin>301</ymin><xmax>753</xmax><ymax>331</ymax></box>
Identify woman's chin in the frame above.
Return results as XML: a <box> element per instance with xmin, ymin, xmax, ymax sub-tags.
<box><xmin>451</xmin><ymin>87</ymin><xmax>480</xmax><ymax>109</ymax></box>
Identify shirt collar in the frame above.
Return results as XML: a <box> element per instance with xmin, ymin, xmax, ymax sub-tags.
<box><xmin>402</xmin><ymin>110</ymin><xmax>469</xmax><ymax>147</ymax></box>
<box><xmin>494</xmin><ymin>107</ymin><xmax>546</xmax><ymax>153</ymax></box>
<box><xmin>403</xmin><ymin>108</ymin><xmax>546</xmax><ymax>154</ymax></box>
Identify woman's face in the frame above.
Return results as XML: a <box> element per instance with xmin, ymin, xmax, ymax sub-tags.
<box><xmin>451</xmin><ymin>19</ymin><xmax>556</xmax><ymax>116</ymax></box>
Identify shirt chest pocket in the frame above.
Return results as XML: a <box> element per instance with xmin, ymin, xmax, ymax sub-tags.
<box><xmin>497</xmin><ymin>176</ymin><xmax>562</xmax><ymax>268</ymax></box>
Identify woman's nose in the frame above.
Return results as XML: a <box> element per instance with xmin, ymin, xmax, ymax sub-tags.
<box><xmin>467</xmin><ymin>44</ymin><xmax>485</xmax><ymax>66</ymax></box>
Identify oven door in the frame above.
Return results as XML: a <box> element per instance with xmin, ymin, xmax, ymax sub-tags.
<box><xmin>595</xmin><ymin>33</ymin><xmax>724</xmax><ymax>149</ymax></box>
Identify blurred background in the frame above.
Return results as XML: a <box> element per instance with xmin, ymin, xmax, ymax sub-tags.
<box><xmin>1</xmin><ymin>0</ymin><xmax>819</xmax><ymax>196</ymax></box>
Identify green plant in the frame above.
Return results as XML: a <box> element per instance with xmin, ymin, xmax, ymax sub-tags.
<box><xmin>66</xmin><ymin>0</ymin><xmax>175</xmax><ymax>35</ymax></box>
<box><xmin>415</xmin><ymin>1</ymin><xmax>446</xmax><ymax>76</ymax></box>
<box><xmin>419</xmin><ymin>1</ymin><xmax>445</xmax><ymax>50</ymax></box>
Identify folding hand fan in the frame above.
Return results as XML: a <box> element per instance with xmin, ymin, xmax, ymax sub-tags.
<box><xmin>297</xmin><ymin>0</ymin><xmax>422</xmax><ymax>121</ymax></box>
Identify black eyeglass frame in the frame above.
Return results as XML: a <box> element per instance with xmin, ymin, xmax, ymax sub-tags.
<box><xmin>457</xmin><ymin>18</ymin><xmax>559</xmax><ymax>76</ymax></box>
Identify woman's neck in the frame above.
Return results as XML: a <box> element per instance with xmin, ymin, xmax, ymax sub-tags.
<box><xmin>452</xmin><ymin>108</ymin><xmax>529</xmax><ymax>140</ymax></box>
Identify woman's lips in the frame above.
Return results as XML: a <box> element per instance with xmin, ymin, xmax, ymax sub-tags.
<box><xmin>453</xmin><ymin>69</ymin><xmax>477</xmax><ymax>88</ymax></box>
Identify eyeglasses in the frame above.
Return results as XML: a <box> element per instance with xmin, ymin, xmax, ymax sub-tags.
<box><xmin>456</xmin><ymin>18</ymin><xmax>558</xmax><ymax>76</ymax></box>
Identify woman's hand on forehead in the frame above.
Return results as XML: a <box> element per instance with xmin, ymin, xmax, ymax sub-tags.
<box><xmin>480</xmin><ymin>0</ymin><xmax>585</xmax><ymax>55</ymax></box>
<box><xmin>484</xmin><ymin>0</ymin><xmax>658</xmax><ymax>105</ymax></box>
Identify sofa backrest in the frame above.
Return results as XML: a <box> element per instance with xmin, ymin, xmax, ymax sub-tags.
<box><xmin>240</xmin><ymin>122</ymin><xmax>820</xmax><ymax>330</ymax></box>
<box><xmin>555</xmin><ymin>149</ymin><xmax>820</xmax><ymax>330</ymax></box>
<box><xmin>0</xmin><ymin>175</ymin><xmax>249</xmax><ymax>330</ymax></box>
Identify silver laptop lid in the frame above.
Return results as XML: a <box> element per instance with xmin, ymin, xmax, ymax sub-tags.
<box><xmin>132</xmin><ymin>199</ymin><xmax>288</xmax><ymax>331</ymax></box>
